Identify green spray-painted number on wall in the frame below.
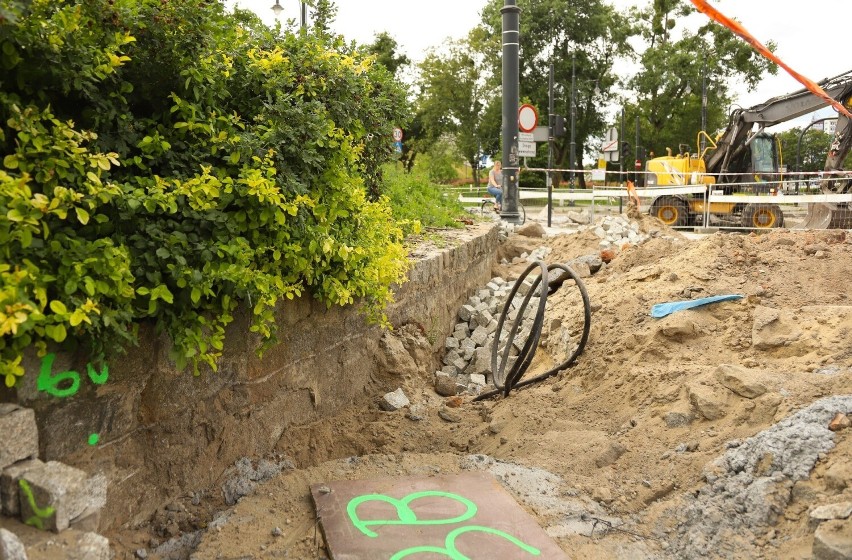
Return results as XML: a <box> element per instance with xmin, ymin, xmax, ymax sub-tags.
<box><xmin>390</xmin><ymin>525</ymin><xmax>541</xmax><ymax>560</ymax></box>
<box><xmin>347</xmin><ymin>491</ymin><xmax>477</xmax><ymax>538</ymax></box>
<box><xmin>18</xmin><ymin>479</ymin><xmax>55</xmax><ymax>531</ymax></box>
<box><xmin>37</xmin><ymin>353</ymin><xmax>109</xmax><ymax>397</ymax></box>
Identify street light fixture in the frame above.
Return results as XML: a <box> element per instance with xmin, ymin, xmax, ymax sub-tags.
<box><xmin>271</xmin><ymin>0</ymin><xmax>306</xmax><ymax>28</ymax></box>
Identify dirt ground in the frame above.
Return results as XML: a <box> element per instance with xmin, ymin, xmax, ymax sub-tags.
<box><xmin>110</xmin><ymin>216</ymin><xmax>852</xmax><ymax>560</ymax></box>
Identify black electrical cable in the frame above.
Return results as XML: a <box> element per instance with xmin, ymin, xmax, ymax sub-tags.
<box><xmin>490</xmin><ymin>261</ymin><xmax>548</xmax><ymax>395</ymax></box>
<box><xmin>473</xmin><ymin>261</ymin><xmax>591</xmax><ymax>401</ymax></box>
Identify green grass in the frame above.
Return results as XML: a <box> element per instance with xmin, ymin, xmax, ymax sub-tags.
<box><xmin>382</xmin><ymin>164</ymin><xmax>468</xmax><ymax>234</ymax></box>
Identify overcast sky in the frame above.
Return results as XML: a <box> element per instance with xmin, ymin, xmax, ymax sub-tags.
<box><xmin>227</xmin><ymin>0</ymin><xmax>850</xmax><ymax>129</ymax></box>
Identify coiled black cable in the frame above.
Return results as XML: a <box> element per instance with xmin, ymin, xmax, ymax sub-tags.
<box><xmin>473</xmin><ymin>261</ymin><xmax>591</xmax><ymax>401</ymax></box>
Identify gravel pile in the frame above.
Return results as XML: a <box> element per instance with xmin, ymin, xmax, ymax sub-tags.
<box><xmin>668</xmin><ymin>395</ymin><xmax>852</xmax><ymax>559</ymax></box>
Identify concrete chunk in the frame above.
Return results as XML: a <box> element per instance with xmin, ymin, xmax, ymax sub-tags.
<box><xmin>469</xmin><ymin>374</ymin><xmax>486</xmax><ymax>386</ymax></box>
<box><xmin>66</xmin><ymin>532</ymin><xmax>110</xmax><ymax>560</ymax></box>
<box><xmin>458</xmin><ymin>304</ymin><xmax>475</xmax><ymax>322</ymax></box>
<box><xmin>715</xmin><ymin>364</ymin><xmax>768</xmax><ymax>399</ymax></box>
<box><xmin>812</xmin><ymin>518</ymin><xmax>852</xmax><ymax>560</ymax></box>
<box><xmin>474</xmin><ymin>310</ymin><xmax>493</xmax><ymax>328</ymax></box>
<box><xmin>1</xmin><ymin>459</ymin><xmax>44</xmax><ymax>516</ymax></box>
<box><xmin>470</xmin><ymin>326</ymin><xmax>488</xmax><ymax>346</ymax></box>
<box><xmin>69</xmin><ymin>506</ymin><xmax>102</xmax><ymax>533</ymax></box>
<box><xmin>0</xmin><ymin>408</ymin><xmax>38</xmax><ymax>471</ymax></box>
<box><xmin>467</xmin><ymin>347</ymin><xmax>493</xmax><ymax>377</ymax></box>
<box><xmin>379</xmin><ymin>388</ymin><xmax>410</xmax><ymax>412</ymax></box>
<box><xmin>18</xmin><ymin>461</ymin><xmax>104</xmax><ymax>533</ymax></box>
<box><xmin>442</xmin><ymin>350</ymin><xmax>461</xmax><ymax>367</ymax></box>
<box><xmin>0</xmin><ymin>528</ymin><xmax>27</xmax><ymax>560</ymax></box>
<box><xmin>434</xmin><ymin>373</ymin><xmax>459</xmax><ymax>397</ymax></box>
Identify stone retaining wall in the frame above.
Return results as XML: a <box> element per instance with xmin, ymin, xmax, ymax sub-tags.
<box><xmin>1</xmin><ymin>222</ymin><xmax>498</xmax><ymax>531</ymax></box>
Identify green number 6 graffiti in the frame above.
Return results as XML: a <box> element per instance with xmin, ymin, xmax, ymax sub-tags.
<box><xmin>347</xmin><ymin>491</ymin><xmax>477</xmax><ymax>538</ymax></box>
<box><xmin>390</xmin><ymin>525</ymin><xmax>541</xmax><ymax>560</ymax></box>
<box><xmin>37</xmin><ymin>353</ymin><xmax>109</xmax><ymax>398</ymax></box>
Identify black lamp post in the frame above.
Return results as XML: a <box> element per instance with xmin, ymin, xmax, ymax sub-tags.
<box><xmin>499</xmin><ymin>0</ymin><xmax>522</xmax><ymax>224</ymax></box>
<box><xmin>271</xmin><ymin>0</ymin><xmax>306</xmax><ymax>28</ymax></box>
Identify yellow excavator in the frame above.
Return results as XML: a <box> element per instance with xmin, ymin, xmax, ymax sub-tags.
<box><xmin>645</xmin><ymin>69</ymin><xmax>852</xmax><ymax>229</ymax></box>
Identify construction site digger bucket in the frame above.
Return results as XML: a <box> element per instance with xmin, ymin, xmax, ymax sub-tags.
<box><xmin>798</xmin><ymin>203</ymin><xmax>833</xmax><ymax>230</ymax></box>
<box><xmin>799</xmin><ymin>203</ymin><xmax>852</xmax><ymax>229</ymax></box>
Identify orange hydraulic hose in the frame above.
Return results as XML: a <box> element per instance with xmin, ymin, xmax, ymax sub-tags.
<box><xmin>689</xmin><ymin>0</ymin><xmax>852</xmax><ymax>121</ymax></box>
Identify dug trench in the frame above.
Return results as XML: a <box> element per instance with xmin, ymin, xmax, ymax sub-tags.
<box><xmin>6</xmin><ymin>216</ymin><xmax>852</xmax><ymax>559</ymax></box>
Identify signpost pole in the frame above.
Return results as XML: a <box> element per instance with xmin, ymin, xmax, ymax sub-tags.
<box><xmin>500</xmin><ymin>0</ymin><xmax>521</xmax><ymax>224</ymax></box>
<box><xmin>619</xmin><ymin>108</ymin><xmax>624</xmax><ymax>213</ymax></box>
<box><xmin>547</xmin><ymin>63</ymin><xmax>554</xmax><ymax>228</ymax></box>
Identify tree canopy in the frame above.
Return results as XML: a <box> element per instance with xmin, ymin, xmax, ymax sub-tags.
<box><xmin>414</xmin><ymin>36</ymin><xmax>499</xmax><ymax>187</ymax></box>
<box><xmin>615</xmin><ymin>0</ymin><xmax>777</xmax><ymax>158</ymax></box>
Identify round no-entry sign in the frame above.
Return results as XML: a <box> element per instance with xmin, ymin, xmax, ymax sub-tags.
<box><xmin>518</xmin><ymin>104</ymin><xmax>538</xmax><ymax>133</ymax></box>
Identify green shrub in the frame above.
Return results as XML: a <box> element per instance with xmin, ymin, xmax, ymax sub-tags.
<box><xmin>0</xmin><ymin>0</ymin><xmax>409</xmax><ymax>381</ymax></box>
<box><xmin>424</xmin><ymin>137</ymin><xmax>462</xmax><ymax>185</ymax></box>
<box><xmin>382</xmin><ymin>165</ymin><xmax>466</xmax><ymax>233</ymax></box>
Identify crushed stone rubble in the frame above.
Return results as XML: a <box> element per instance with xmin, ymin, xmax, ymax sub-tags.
<box><xmin>484</xmin><ymin>209</ymin><xmax>653</xmax><ymax>249</ymax></box>
<box><xmin>436</xmin><ymin>214</ymin><xmax>647</xmax><ymax>396</ymax></box>
<box><xmin>668</xmin><ymin>395</ymin><xmax>852</xmax><ymax>560</ymax></box>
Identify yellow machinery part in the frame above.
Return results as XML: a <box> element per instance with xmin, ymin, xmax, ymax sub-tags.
<box><xmin>690</xmin><ymin>201</ymin><xmax>736</xmax><ymax>214</ymax></box>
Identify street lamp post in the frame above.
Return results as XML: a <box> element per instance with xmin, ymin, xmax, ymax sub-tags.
<box><xmin>499</xmin><ymin>0</ymin><xmax>522</xmax><ymax>224</ymax></box>
<box><xmin>271</xmin><ymin>0</ymin><xmax>306</xmax><ymax>28</ymax></box>
<box><xmin>569</xmin><ymin>53</ymin><xmax>576</xmax><ymax>189</ymax></box>
<box><xmin>701</xmin><ymin>54</ymin><xmax>708</xmax><ymax>152</ymax></box>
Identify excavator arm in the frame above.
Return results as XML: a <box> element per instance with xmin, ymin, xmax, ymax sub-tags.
<box><xmin>705</xmin><ymin>70</ymin><xmax>852</xmax><ymax>228</ymax></box>
<box><xmin>706</xmin><ymin>69</ymin><xmax>852</xmax><ymax>183</ymax></box>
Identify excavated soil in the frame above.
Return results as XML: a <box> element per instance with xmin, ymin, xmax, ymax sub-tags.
<box><xmin>110</xmin><ymin>219</ymin><xmax>852</xmax><ymax>560</ymax></box>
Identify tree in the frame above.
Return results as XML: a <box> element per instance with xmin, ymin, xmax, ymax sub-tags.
<box><xmin>311</xmin><ymin>0</ymin><xmax>338</xmax><ymax>35</ymax></box>
<box><xmin>777</xmin><ymin>127</ymin><xmax>852</xmax><ymax>177</ymax></box>
<box><xmin>415</xmin><ymin>37</ymin><xmax>498</xmax><ymax>188</ymax></box>
<box><xmin>478</xmin><ymin>0</ymin><xmax>632</xmax><ymax>187</ymax></box>
<box><xmin>624</xmin><ymin>0</ymin><xmax>777</xmax><ymax>158</ymax></box>
<box><xmin>365</xmin><ymin>32</ymin><xmax>410</xmax><ymax>77</ymax></box>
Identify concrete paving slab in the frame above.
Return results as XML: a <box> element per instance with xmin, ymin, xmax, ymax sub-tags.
<box><xmin>311</xmin><ymin>471</ymin><xmax>568</xmax><ymax>560</ymax></box>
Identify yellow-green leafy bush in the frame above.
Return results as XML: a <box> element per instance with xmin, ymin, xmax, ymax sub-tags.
<box><xmin>0</xmin><ymin>0</ymin><xmax>409</xmax><ymax>381</ymax></box>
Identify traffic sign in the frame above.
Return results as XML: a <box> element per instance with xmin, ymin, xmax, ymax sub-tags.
<box><xmin>518</xmin><ymin>141</ymin><xmax>537</xmax><ymax>157</ymax></box>
<box><xmin>518</xmin><ymin>132</ymin><xmax>534</xmax><ymax>142</ymax></box>
<box><xmin>518</xmin><ymin>104</ymin><xmax>538</xmax><ymax>133</ymax></box>
<box><xmin>392</xmin><ymin>127</ymin><xmax>403</xmax><ymax>142</ymax></box>
<box><xmin>606</xmin><ymin>127</ymin><xmax>618</xmax><ymax>142</ymax></box>
<box><xmin>602</xmin><ymin>139</ymin><xmax>619</xmax><ymax>152</ymax></box>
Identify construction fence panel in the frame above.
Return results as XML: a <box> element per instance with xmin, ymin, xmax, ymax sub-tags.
<box><xmin>704</xmin><ymin>174</ymin><xmax>852</xmax><ymax>231</ymax></box>
<box><xmin>448</xmin><ymin>167</ymin><xmax>852</xmax><ymax>231</ymax></box>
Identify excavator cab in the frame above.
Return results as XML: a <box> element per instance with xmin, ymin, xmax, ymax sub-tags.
<box><xmin>719</xmin><ymin>132</ymin><xmax>780</xmax><ymax>194</ymax></box>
